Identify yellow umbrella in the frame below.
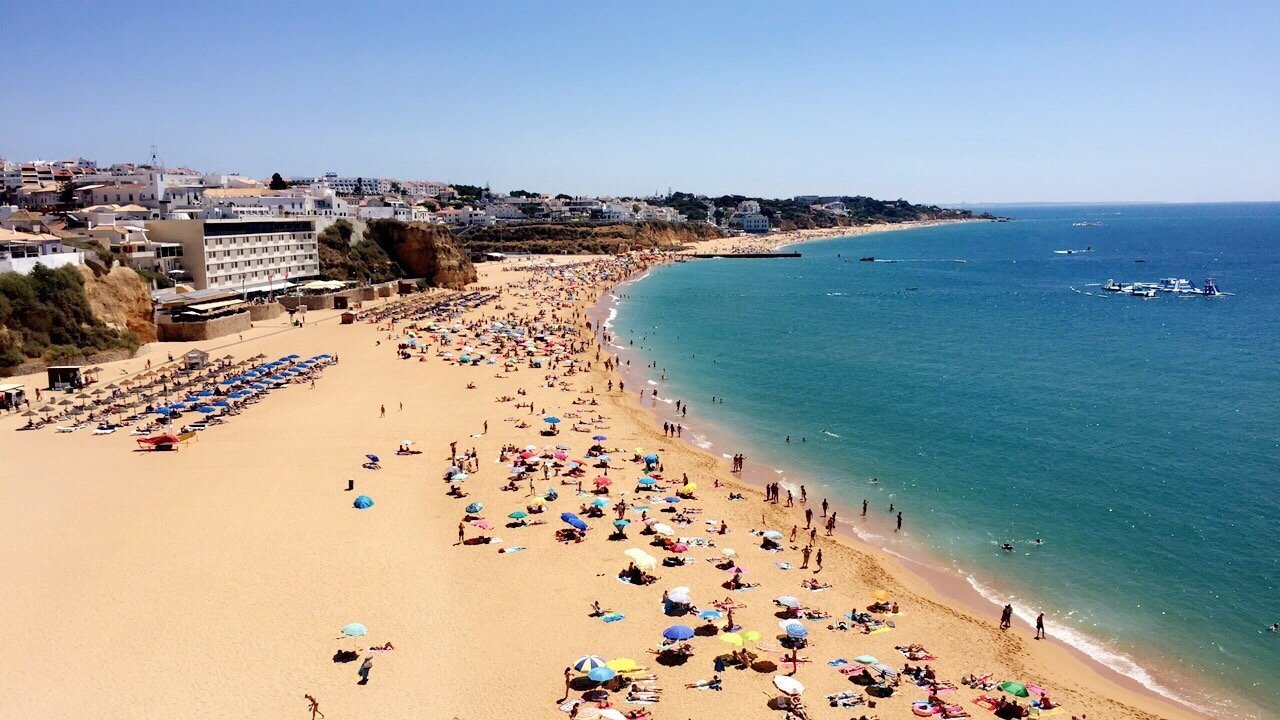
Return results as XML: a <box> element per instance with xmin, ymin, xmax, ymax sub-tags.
<box><xmin>606</xmin><ymin>658</ymin><xmax>640</xmax><ymax>672</ymax></box>
<box><xmin>870</xmin><ymin>589</ymin><xmax>892</xmax><ymax>602</ymax></box>
<box><xmin>529</xmin><ymin>497</ymin><xmax>547</xmax><ymax>505</ymax></box>
<box><xmin>719</xmin><ymin>633</ymin><xmax>744</xmax><ymax>647</ymax></box>
<box><xmin>681</xmin><ymin>483</ymin><xmax>697</xmax><ymax>493</ymax></box>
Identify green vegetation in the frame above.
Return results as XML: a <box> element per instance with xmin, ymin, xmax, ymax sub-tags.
<box><xmin>316</xmin><ymin>220</ymin><xmax>402</xmax><ymax>283</ymax></box>
<box><xmin>0</xmin><ymin>264</ymin><xmax>139</xmax><ymax>373</ymax></box>
<box><xmin>451</xmin><ymin>184</ymin><xmax>485</xmax><ymax>202</ymax></box>
<box><xmin>654</xmin><ymin>192</ymin><xmax>982</xmax><ymax>230</ymax></box>
<box><xmin>268</xmin><ymin>172</ymin><xmax>289</xmax><ymax>190</ymax></box>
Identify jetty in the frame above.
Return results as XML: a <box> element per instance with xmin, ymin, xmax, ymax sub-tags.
<box><xmin>689</xmin><ymin>252</ymin><xmax>801</xmax><ymax>259</ymax></box>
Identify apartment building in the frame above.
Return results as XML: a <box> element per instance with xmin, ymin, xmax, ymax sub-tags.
<box><xmin>146</xmin><ymin>217</ymin><xmax>319</xmax><ymax>292</ymax></box>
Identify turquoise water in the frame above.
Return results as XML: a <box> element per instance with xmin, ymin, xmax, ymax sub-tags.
<box><xmin>608</xmin><ymin>204</ymin><xmax>1280</xmax><ymax>717</ymax></box>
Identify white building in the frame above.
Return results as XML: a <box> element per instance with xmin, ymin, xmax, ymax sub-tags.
<box><xmin>0</xmin><ymin>227</ymin><xmax>85</xmax><ymax>274</ymax></box>
<box><xmin>146</xmin><ymin>216</ymin><xmax>319</xmax><ymax>292</ymax></box>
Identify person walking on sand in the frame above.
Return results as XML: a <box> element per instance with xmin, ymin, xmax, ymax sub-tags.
<box><xmin>1000</xmin><ymin>604</ymin><xmax>1013</xmax><ymax>631</ymax></box>
<box><xmin>800</xmin><ymin>545</ymin><xmax>811</xmax><ymax>569</ymax></box>
<box><xmin>821</xmin><ymin>498</ymin><xmax>829</xmax><ymax>517</ymax></box>
<box><xmin>805</xmin><ymin>507</ymin><xmax>813</xmax><ymax>529</ymax></box>
<box><xmin>1035</xmin><ymin>612</ymin><xmax>1046</xmax><ymax>639</ymax></box>
<box><xmin>304</xmin><ymin>694</ymin><xmax>324</xmax><ymax>720</ymax></box>
<box><xmin>457</xmin><ymin>522</ymin><xmax>465</xmax><ymax>545</ymax></box>
<box><xmin>357</xmin><ymin>656</ymin><xmax>373</xmax><ymax>685</ymax></box>
<box><xmin>379</xmin><ymin>404</ymin><xmax>385</xmax><ymax>418</ymax></box>
<box><xmin>815</xmin><ymin>548</ymin><xmax>823</xmax><ymax>573</ymax></box>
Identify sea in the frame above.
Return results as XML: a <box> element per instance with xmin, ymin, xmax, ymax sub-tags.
<box><xmin>604</xmin><ymin>203</ymin><xmax>1280</xmax><ymax>718</ymax></box>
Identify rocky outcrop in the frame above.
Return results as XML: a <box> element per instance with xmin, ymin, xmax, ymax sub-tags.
<box><xmin>79</xmin><ymin>265</ymin><xmax>157</xmax><ymax>343</ymax></box>
<box><xmin>459</xmin><ymin>221</ymin><xmax>725</xmax><ymax>255</ymax></box>
<box><xmin>362</xmin><ymin>220</ymin><xmax>478</xmax><ymax>289</ymax></box>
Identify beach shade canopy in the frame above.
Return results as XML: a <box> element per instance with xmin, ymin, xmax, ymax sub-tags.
<box><xmin>643</xmin><ymin>453</ymin><xmax>659</xmax><ymax>464</ymax></box>
<box><xmin>213</xmin><ymin>400</ymin><xmax>231</xmax><ymax>407</ymax></box>
<box><xmin>561</xmin><ymin>513</ymin><xmax>589</xmax><ymax>531</ymax></box>
<box><xmin>593</xmin><ymin>476</ymin><xmax>612</xmax><ymax>486</ymax></box>
<box><xmin>196</xmin><ymin>406</ymin><xmax>216</xmax><ymax>414</ymax></box>
<box><xmin>871</xmin><ymin>663</ymin><xmax>899</xmax><ymax>678</ymax></box>
<box><xmin>651</xmin><ymin>523</ymin><xmax>675</xmax><ymax>537</ymax></box>
<box><xmin>613</xmin><ymin>519</ymin><xmax>631</xmax><ymax>528</ymax></box>
<box><xmin>999</xmin><ymin>681</ymin><xmax>1030</xmax><ymax>697</ymax></box>
<box><xmin>591</xmin><ymin>498</ymin><xmax>610</xmax><ymax>508</ymax></box>
<box><xmin>637</xmin><ymin>477</ymin><xmax>657</xmax><ymax>486</ymax></box>
<box><xmin>775</xmin><ymin>596</ymin><xmax>801</xmax><ymax>609</ymax></box>
<box><xmin>465</xmin><ymin>502</ymin><xmax>484</xmax><ymax>514</ymax></box>
<box><xmin>342</xmin><ymin>623</ymin><xmax>368</xmax><ymax>637</ymax></box>
<box><xmin>773</xmin><ymin>675</ymin><xmax>805</xmax><ymax>696</ymax></box>
<box><xmin>663</xmin><ymin>496</ymin><xmax>681</xmax><ymax>504</ymax></box>
<box><xmin>450</xmin><ymin>473</ymin><xmax>469</xmax><ymax>482</ymax></box>
<box><xmin>586</xmin><ymin>666</ymin><xmax>616</xmax><ymax>683</ymax></box>
<box><xmin>573</xmin><ymin>655</ymin><xmax>607</xmax><ymax>672</ymax></box>
<box><xmin>508</xmin><ymin>510</ymin><xmax>528</xmax><ymax>520</ymax></box>
<box><xmin>681</xmin><ymin>483</ymin><xmax>697</xmax><ymax>494</ymax></box>
<box><xmin>543</xmin><ymin>416</ymin><xmax>561</xmax><ymax>424</ymax></box>
<box><xmin>762</xmin><ymin>530</ymin><xmax>784</xmax><ymax>541</ymax></box>
<box><xmin>605</xmin><ymin>657</ymin><xmax>639</xmax><ymax>673</ymax></box>
<box><xmin>365</xmin><ymin>454</ymin><xmax>379</xmax><ymax>463</ymax></box>
<box><xmin>668</xmin><ymin>587</ymin><xmax>692</xmax><ymax>604</ymax></box>
<box><xmin>353</xmin><ymin>495</ymin><xmax>375</xmax><ymax>509</ymax></box>
<box><xmin>662</xmin><ymin>625</ymin><xmax>694</xmax><ymax>641</ymax></box>
<box><xmin>721</xmin><ymin>548</ymin><xmax>738</xmax><ymax>558</ymax></box>
<box><xmin>592</xmin><ymin>435</ymin><xmax>607</xmax><ymax>441</ymax></box>
<box><xmin>669</xmin><ymin>542</ymin><xmax>689</xmax><ymax>553</ymax></box>
<box><xmin>624</xmin><ymin>548</ymin><xmax>658</xmax><ymax>571</ymax></box>
<box><xmin>781</xmin><ymin>621</ymin><xmax>809</xmax><ymax>639</ymax></box>
<box><xmin>854</xmin><ymin>654</ymin><xmax>879</xmax><ymax>664</ymax></box>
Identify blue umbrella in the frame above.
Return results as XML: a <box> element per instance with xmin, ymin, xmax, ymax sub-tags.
<box><xmin>366</xmin><ymin>454</ymin><xmax>379</xmax><ymax>463</ymax></box>
<box><xmin>195</xmin><ymin>390</ymin><xmax>215</xmax><ymax>397</ymax></box>
<box><xmin>342</xmin><ymin>623</ymin><xmax>367</xmax><ymax>637</ymax></box>
<box><xmin>663</xmin><ymin>496</ymin><xmax>681</xmax><ymax>504</ymax></box>
<box><xmin>214</xmin><ymin>400</ymin><xmax>231</xmax><ymax>407</ymax></box>
<box><xmin>613</xmin><ymin>519</ymin><xmax>631</xmax><ymax>528</ymax></box>
<box><xmin>154</xmin><ymin>409</ymin><xmax>172</xmax><ymax>417</ymax></box>
<box><xmin>196</xmin><ymin>406</ymin><xmax>216</xmax><ymax>414</ymax></box>
<box><xmin>644</xmin><ymin>453</ymin><xmax>659</xmax><ymax>464</ymax></box>
<box><xmin>252</xmin><ymin>383</ymin><xmax>268</xmax><ymax>390</ymax></box>
<box><xmin>354</xmin><ymin>495</ymin><xmax>374</xmax><ymax>509</ymax></box>
<box><xmin>317</xmin><ymin>354</ymin><xmax>332</xmax><ymax>359</ymax></box>
<box><xmin>218</xmin><ymin>378</ymin><xmax>238</xmax><ymax>385</ymax></box>
<box><xmin>591</xmin><ymin>498</ymin><xmax>609</xmax><ymax>508</ymax></box>
<box><xmin>544</xmin><ymin>416</ymin><xmax>561</xmax><ymax>424</ymax></box>
<box><xmin>465</xmin><ymin>502</ymin><xmax>484</xmax><ymax>514</ymax></box>
<box><xmin>572</xmin><ymin>655</ymin><xmax>607</xmax><ymax>672</ymax></box>
<box><xmin>286</xmin><ymin>354</ymin><xmax>300</xmax><ymax>359</ymax></box>
<box><xmin>592</xmin><ymin>435</ymin><xmax>607</xmax><ymax>441</ymax></box>
<box><xmin>560</xmin><ymin>513</ymin><xmax>588</xmax><ymax>531</ymax></box>
<box><xmin>183</xmin><ymin>396</ymin><xmax>200</xmax><ymax>404</ymax></box>
<box><xmin>662</xmin><ymin>625</ymin><xmax>694</xmax><ymax>641</ymax></box>
<box><xmin>784</xmin><ymin>622</ymin><xmax>808</xmax><ymax>639</ymax></box>
<box><xmin>638</xmin><ymin>477</ymin><xmax>657</xmax><ymax>486</ymax></box>
<box><xmin>587</xmin><ymin>666</ymin><xmax>616</xmax><ymax>683</ymax></box>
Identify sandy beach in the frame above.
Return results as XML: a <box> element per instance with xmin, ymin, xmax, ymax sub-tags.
<box><xmin>0</xmin><ymin>228</ymin><xmax>1204</xmax><ymax>720</ymax></box>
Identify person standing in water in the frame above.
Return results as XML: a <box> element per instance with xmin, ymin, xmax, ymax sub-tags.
<box><xmin>1000</xmin><ymin>604</ymin><xmax>1013</xmax><ymax>631</ymax></box>
<box><xmin>896</xmin><ymin>511</ymin><xmax>902</xmax><ymax>532</ymax></box>
<box><xmin>1035</xmin><ymin>612</ymin><xmax>1046</xmax><ymax>639</ymax></box>
<box><xmin>862</xmin><ymin>499</ymin><xmax>868</xmax><ymax>516</ymax></box>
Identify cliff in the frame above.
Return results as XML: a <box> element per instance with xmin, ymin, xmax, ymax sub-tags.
<box><xmin>362</xmin><ymin>220</ymin><xmax>478</xmax><ymax>289</ymax></box>
<box><xmin>459</xmin><ymin>221</ymin><xmax>725</xmax><ymax>255</ymax></box>
<box><xmin>79</xmin><ymin>265</ymin><xmax>157</xmax><ymax>343</ymax></box>
<box><xmin>317</xmin><ymin>220</ymin><xmax>402</xmax><ymax>284</ymax></box>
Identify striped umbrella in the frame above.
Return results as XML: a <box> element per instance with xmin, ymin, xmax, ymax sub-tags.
<box><xmin>572</xmin><ymin>655</ymin><xmax>607</xmax><ymax>672</ymax></box>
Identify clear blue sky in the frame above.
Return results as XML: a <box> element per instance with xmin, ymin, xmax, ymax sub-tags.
<box><xmin>3</xmin><ymin>1</ymin><xmax>1278</xmax><ymax>203</ymax></box>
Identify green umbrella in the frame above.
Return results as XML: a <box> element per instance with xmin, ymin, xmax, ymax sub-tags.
<box><xmin>508</xmin><ymin>510</ymin><xmax>528</xmax><ymax>519</ymax></box>
<box><xmin>999</xmin><ymin>681</ymin><xmax>1029</xmax><ymax>697</ymax></box>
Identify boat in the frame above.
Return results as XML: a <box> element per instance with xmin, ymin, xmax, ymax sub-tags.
<box><xmin>1072</xmin><ymin>221</ymin><xmax>1102</xmax><ymax>227</ymax></box>
<box><xmin>1054</xmin><ymin>247</ymin><xmax>1094</xmax><ymax>255</ymax></box>
<box><xmin>859</xmin><ymin>257</ymin><xmax>875</xmax><ymax>262</ymax></box>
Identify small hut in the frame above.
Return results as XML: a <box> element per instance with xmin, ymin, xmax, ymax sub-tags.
<box><xmin>47</xmin><ymin>366</ymin><xmax>84</xmax><ymax>391</ymax></box>
<box><xmin>340</xmin><ymin>311</ymin><xmax>356</xmax><ymax>325</ymax></box>
<box><xmin>182</xmin><ymin>349</ymin><xmax>210</xmax><ymax>370</ymax></box>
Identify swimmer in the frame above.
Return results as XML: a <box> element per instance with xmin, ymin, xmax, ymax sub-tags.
<box><xmin>1001</xmin><ymin>543</ymin><xmax>1014</xmax><ymax>552</ymax></box>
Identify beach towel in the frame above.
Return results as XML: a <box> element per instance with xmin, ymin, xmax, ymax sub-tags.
<box><xmin>828</xmin><ymin>658</ymin><xmax>848</xmax><ymax>666</ymax></box>
<box><xmin>601</xmin><ymin>613</ymin><xmax>626</xmax><ymax>623</ymax></box>
<box><xmin>1033</xmin><ymin>709</ymin><xmax>1063</xmax><ymax>718</ymax></box>
<box><xmin>500</xmin><ymin>546</ymin><xmax>524</xmax><ymax>553</ymax></box>
<box><xmin>776</xmin><ymin>562</ymin><xmax>793</xmax><ymax>570</ymax></box>
<box><xmin>868</xmin><ymin>626</ymin><xmax>892</xmax><ymax>635</ymax></box>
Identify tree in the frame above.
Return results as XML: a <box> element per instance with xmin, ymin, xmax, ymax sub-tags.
<box><xmin>268</xmin><ymin>173</ymin><xmax>288</xmax><ymax>190</ymax></box>
<box><xmin>58</xmin><ymin>180</ymin><xmax>76</xmax><ymax>208</ymax></box>
<box><xmin>354</xmin><ymin>177</ymin><xmax>365</xmax><ymax>196</ymax></box>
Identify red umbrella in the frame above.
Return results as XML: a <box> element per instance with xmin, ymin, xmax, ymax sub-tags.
<box><xmin>593</xmin><ymin>476</ymin><xmax>613</xmax><ymax>486</ymax></box>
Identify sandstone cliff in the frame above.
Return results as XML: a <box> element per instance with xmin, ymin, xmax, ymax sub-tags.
<box><xmin>459</xmin><ymin>221</ymin><xmax>725</xmax><ymax>255</ymax></box>
<box><xmin>79</xmin><ymin>265</ymin><xmax>157</xmax><ymax>343</ymax></box>
<box><xmin>362</xmin><ymin>220</ymin><xmax>478</xmax><ymax>289</ymax></box>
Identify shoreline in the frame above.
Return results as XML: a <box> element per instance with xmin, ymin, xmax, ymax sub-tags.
<box><xmin>593</xmin><ymin>227</ymin><xmax>1216</xmax><ymax>719</ymax></box>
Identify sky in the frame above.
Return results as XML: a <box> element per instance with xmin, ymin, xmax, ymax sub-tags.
<box><xmin>3</xmin><ymin>1</ymin><xmax>1278</xmax><ymax>204</ymax></box>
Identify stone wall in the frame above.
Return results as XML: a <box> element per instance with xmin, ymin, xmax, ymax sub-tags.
<box><xmin>247</xmin><ymin>302</ymin><xmax>285</xmax><ymax>321</ymax></box>
<box><xmin>156</xmin><ymin>311</ymin><xmax>252</xmax><ymax>342</ymax></box>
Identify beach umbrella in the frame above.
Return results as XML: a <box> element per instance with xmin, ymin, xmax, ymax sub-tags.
<box><xmin>572</xmin><ymin>655</ymin><xmax>607</xmax><ymax>672</ymax></box>
<box><xmin>643</xmin><ymin>453</ymin><xmax>658</xmax><ymax>464</ymax></box>
<box><xmin>783</xmin><ymin>622</ymin><xmax>809</xmax><ymax>640</ymax></box>
<box><xmin>353</xmin><ymin>495</ymin><xmax>374</xmax><ymax>509</ymax></box>
<box><xmin>544</xmin><ymin>416</ymin><xmax>561</xmax><ymax>424</ymax></box>
<box><xmin>662</xmin><ymin>625</ymin><xmax>694</xmax><ymax>641</ymax></box>
<box><xmin>853</xmin><ymin>654</ymin><xmax>878</xmax><ymax>665</ymax></box>
<box><xmin>465</xmin><ymin>502</ymin><xmax>484</xmax><ymax>514</ymax></box>
<box><xmin>470</xmin><ymin>519</ymin><xmax>493</xmax><ymax>530</ymax></box>
<box><xmin>871</xmin><ymin>663</ymin><xmax>899</xmax><ymax>678</ymax></box>
<box><xmin>763</xmin><ymin>530</ymin><xmax>784</xmax><ymax>541</ymax></box>
<box><xmin>196</xmin><ymin>406</ymin><xmax>216</xmax><ymax>414</ymax></box>
<box><xmin>651</xmin><ymin>523</ymin><xmax>675</xmax><ymax>536</ymax></box>
<box><xmin>342</xmin><ymin>623</ymin><xmax>368</xmax><ymax>637</ymax></box>
<box><xmin>612</xmin><ymin>519</ymin><xmax>631</xmax><ymax>528</ymax></box>
<box><xmin>592</xmin><ymin>435</ymin><xmax>607</xmax><ymax>441</ymax></box>
<box><xmin>21</xmin><ymin>409</ymin><xmax>37</xmax><ymax>417</ymax></box>
<box><xmin>637</xmin><ymin>477</ymin><xmax>656</xmax><ymax>486</ymax></box>
<box><xmin>587</xmin><ymin>666</ymin><xmax>616</xmax><ymax>683</ymax></box>
<box><xmin>999</xmin><ymin>681</ymin><xmax>1030</xmax><ymax>697</ymax></box>
<box><xmin>450</xmin><ymin>472</ymin><xmax>469</xmax><ymax>482</ymax></box>
<box><xmin>681</xmin><ymin>483</ymin><xmax>697</xmax><ymax>494</ymax></box>
<box><xmin>663</xmin><ymin>496</ymin><xmax>681</xmax><ymax>504</ymax></box>
<box><xmin>593</xmin><ymin>476</ymin><xmax>612</xmax><ymax>487</ymax></box>
<box><xmin>605</xmin><ymin>658</ymin><xmax>639</xmax><ymax>673</ymax></box>
<box><xmin>721</xmin><ymin>548</ymin><xmax>738</xmax><ymax>558</ymax></box>
<box><xmin>668</xmin><ymin>587</ymin><xmax>692</xmax><ymax>604</ymax></box>
<box><xmin>590</xmin><ymin>498</ymin><xmax>610</xmax><ymax>508</ymax></box>
<box><xmin>366</xmin><ymin>454</ymin><xmax>380</xmax><ymax>463</ymax></box>
<box><xmin>553</xmin><ymin>451</ymin><xmax>568</xmax><ymax>460</ymax></box>
<box><xmin>195</xmin><ymin>390</ymin><xmax>214</xmax><ymax>396</ymax></box>
<box><xmin>669</xmin><ymin>542</ymin><xmax>689</xmax><ymax>553</ymax></box>
<box><xmin>561</xmin><ymin>513</ymin><xmax>589</xmax><ymax>531</ymax></box>
<box><xmin>508</xmin><ymin>510</ymin><xmax>528</xmax><ymax>520</ymax></box>
<box><xmin>773</xmin><ymin>675</ymin><xmax>804</xmax><ymax>696</ymax></box>
<box><xmin>775</xmin><ymin>596</ymin><xmax>801</xmax><ymax>609</ymax></box>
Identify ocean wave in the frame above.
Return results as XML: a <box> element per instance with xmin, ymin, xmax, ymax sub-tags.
<box><xmin>603</xmin><ymin>307</ymin><xmax>618</xmax><ymax>329</ymax></box>
<box><xmin>962</xmin><ymin>575</ymin><xmax>1193</xmax><ymax>710</ymax></box>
